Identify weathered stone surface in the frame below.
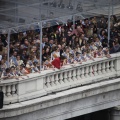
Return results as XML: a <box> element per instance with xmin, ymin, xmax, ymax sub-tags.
<box><xmin>1</xmin><ymin>78</ymin><xmax>120</xmax><ymax>120</ymax></box>
<box><xmin>1</xmin><ymin>53</ymin><xmax>120</xmax><ymax>119</ymax></box>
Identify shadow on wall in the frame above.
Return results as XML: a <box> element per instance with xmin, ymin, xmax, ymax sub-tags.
<box><xmin>66</xmin><ymin>109</ymin><xmax>109</xmax><ymax>120</ymax></box>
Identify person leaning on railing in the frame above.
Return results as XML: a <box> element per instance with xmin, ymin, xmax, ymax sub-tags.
<box><xmin>1</xmin><ymin>68</ymin><xmax>17</xmax><ymax>80</ymax></box>
<box><xmin>0</xmin><ymin>15</ymin><xmax>120</xmax><ymax>79</ymax></box>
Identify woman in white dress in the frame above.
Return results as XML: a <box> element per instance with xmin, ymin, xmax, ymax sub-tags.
<box><xmin>51</xmin><ymin>47</ymin><xmax>60</xmax><ymax>60</ymax></box>
<box><xmin>16</xmin><ymin>55</ymin><xmax>24</xmax><ymax>67</ymax></box>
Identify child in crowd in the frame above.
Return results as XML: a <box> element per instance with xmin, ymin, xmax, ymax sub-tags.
<box><xmin>74</xmin><ymin>52</ymin><xmax>82</xmax><ymax>64</ymax></box>
<box><xmin>67</xmin><ymin>54</ymin><xmax>75</xmax><ymax>64</ymax></box>
<box><xmin>19</xmin><ymin>64</ymin><xmax>29</xmax><ymax>76</ymax></box>
<box><xmin>103</xmin><ymin>47</ymin><xmax>111</xmax><ymax>58</ymax></box>
<box><xmin>26</xmin><ymin>56</ymin><xmax>34</xmax><ymax>73</ymax></box>
<box><xmin>81</xmin><ymin>51</ymin><xmax>87</xmax><ymax>62</ymax></box>
<box><xmin>1</xmin><ymin>68</ymin><xmax>15</xmax><ymax>79</ymax></box>
<box><xmin>32</xmin><ymin>62</ymin><xmax>40</xmax><ymax>73</ymax></box>
<box><xmin>96</xmin><ymin>46</ymin><xmax>103</xmax><ymax>58</ymax></box>
<box><xmin>0</xmin><ymin>15</ymin><xmax>119</xmax><ymax>80</ymax></box>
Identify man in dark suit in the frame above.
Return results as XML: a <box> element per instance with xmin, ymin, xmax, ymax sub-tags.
<box><xmin>102</xmin><ymin>33</ymin><xmax>108</xmax><ymax>48</ymax></box>
<box><xmin>1</xmin><ymin>34</ymin><xmax>8</xmax><ymax>47</ymax></box>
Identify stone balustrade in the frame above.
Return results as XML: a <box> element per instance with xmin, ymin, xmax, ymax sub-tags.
<box><xmin>44</xmin><ymin>55</ymin><xmax>117</xmax><ymax>93</ymax></box>
<box><xmin>1</xmin><ymin>53</ymin><xmax>120</xmax><ymax>105</ymax></box>
<box><xmin>0</xmin><ymin>81</ymin><xmax>18</xmax><ymax>104</ymax></box>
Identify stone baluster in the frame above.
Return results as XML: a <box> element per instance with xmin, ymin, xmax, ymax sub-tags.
<box><xmin>46</xmin><ymin>76</ymin><xmax>51</xmax><ymax>87</ymax></box>
<box><xmin>63</xmin><ymin>71</ymin><xmax>68</xmax><ymax>83</ymax></box>
<box><xmin>110</xmin><ymin>60</ymin><xmax>115</xmax><ymax>72</ymax></box>
<box><xmin>89</xmin><ymin>65</ymin><xmax>94</xmax><ymax>77</ymax></box>
<box><xmin>6</xmin><ymin>85</ymin><xmax>11</xmax><ymax>96</ymax></box>
<box><xmin>11</xmin><ymin>84</ymin><xmax>16</xmax><ymax>96</ymax></box>
<box><xmin>102</xmin><ymin>62</ymin><xmax>106</xmax><ymax>74</ymax></box>
<box><xmin>81</xmin><ymin>67</ymin><xmax>85</xmax><ymax>78</ymax></box>
<box><xmin>68</xmin><ymin>70</ymin><xmax>73</xmax><ymax>82</ymax></box>
<box><xmin>44</xmin><ymin>77</ymin><xmax>47</xmax><ymax>88</ymax></box>
<box><xmin>59</xmin><ymin>72</ymin><xmax>64</xmax><ymax>84</ymax></box>
<box><xmin>85</xmin><ymin>66</ymin><xmax>89</xmax><ymax>78</ymax></box>
<box><xmin>93</xmin><ymin>64</ymin><xmax>98</xmax><ymax>76</ymax></box>
<box><xmin>106</xmin><ymin>61</ymin><xmax>110</xmax><ymax>73</ymax></box>
<box><xmin>84</xmin><ymin>67</ymin><xmax>86</xmax><ymax>78</ymax></box>
<box><xmin>113</xmin><ymin>60</ymin><xmax>115</xmax><ymax>71</ymax></box>
<box><xmin>2</xmin><ymin>86</ymin><xmax>7</xmax><ymax>98</ymax></box>
<box><xmin>72</xmin><ymin>69</ymin><xmax>77</xmax><ymax>81</ymax></box>
<box><xmin>50</xmin><ymin>75</ymin><xmax>55</xmax><ymax>87</ymax></box>
<box><xmin>98</xmin><ymin>63</ymin><xmax>102</xmax><ymax>75</ymax></box>
<box><xmin>76</xmin><ymin>67</ymin><xmax>81</xmax><ymax>80</ymax></box>
<box><xmin>55</xmin><ymin>74</ymin><xmax>60</xmax><ymax>85</ymax></box>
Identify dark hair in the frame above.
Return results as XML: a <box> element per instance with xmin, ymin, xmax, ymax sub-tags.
<box><xmin>53</xmin><ymin>46</ymin><xmax>58</xmax><ymax>51</ymax></box>
<box><xmin>16</xmin><ymin>55</ymin><xmax>21</xmax><ymax>58</ymax></box>
<box><xmin>11</xmin><ymin>66</ymin><xmax>15</xmax><ymax>69</ymax></box>
<box><xmin>6</xmin><ymin>68</ymin><xmax>10</xmax><ymax>73</ymax></box>
<box><xmin>60</xmin><ymin>55</ymin><xmax>66</xmax><ymax>60</ymax></box>
<box><xmin>98</xmin><ymin>46</ymin><xmax>103</xmax><ymax>50</ymax></box>
<box><xmin>20</xmin><ymin>64</ymin><xmax>25</xmax><ymax>67</ymax></box>
<box><xmin>76</xmin><ymin>52</ymin><xmax>80</xmax><ymax>56</ymax></box>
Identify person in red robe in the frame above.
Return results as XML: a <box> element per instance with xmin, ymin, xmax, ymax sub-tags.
<box><xmin>51</xmin><ymin>54</ymin><xmax>61</xmax><ymax>69</ymax></box>
<box><xmin>51</xmin><ymin>54</ymin><xmax>66</xmax><ymax>69</ymax></box>
<box><xmin>51</xmin><ymin>57</ymin><xmax>61</xmax><ymax>69</ymax></box>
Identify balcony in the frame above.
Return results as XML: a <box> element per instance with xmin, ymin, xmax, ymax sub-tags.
<box><xmin>1</xmin><ymin>53</ymin><xmax>120</xmax><ymax>105</ymax></box>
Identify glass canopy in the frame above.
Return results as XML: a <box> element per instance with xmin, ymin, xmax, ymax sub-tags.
<box><xmin>0</xmin><ymin>0</ymin><xmax>119</xmax><ymax>33</ymax></box>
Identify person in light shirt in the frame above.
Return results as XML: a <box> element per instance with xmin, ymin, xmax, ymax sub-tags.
<box><xmin>89</xmin><ymin>41</ymin><xmax>98</xmax><ymax>51</ymax></box>
<box><xmin>16</xmin><ymin>55</ymin><xmax>24</xmax><ymax>67</ymax></box>
<box><xmin>62</xmin><ymin>47</ymin><xmax>70</xmax><ymax>60</ymax></box>
<box><xmin>26</xmin><ymin>56</ymin><xmax>34</xmax><ymax>72</ymax></box>
<box><xmin>103</xmin><ymin>47</ymin><xmax>111</xmax><ymax>58</ymax></box>
<box><xmin>31</xmin><ymin>62</ymin><xmax>40</xmax><ymax>73</ymax></box>
<box><xmin>51</xmin><ymin>47</ymin><xmax>60</xmax><ymax>60</ymax></box>
<box><xmin>94</xmin><ymin>37</ymin><xmax>102</xmax><ymax>48</ymax></box>
<box><xmin>10</xmin><ymin>51</ymin><xmax>18</xmax><ymax>67</ymax></box>
<box><xmin>0</xmin><ymin>59</ymin><xmax>8</xmax><ymax>72</ymax></box>
<box><xmin>1</xmin><ymin>68</ymin><xmax>15</xmax><ymax>79</ymax></box>
<box><xmin>81</xmin><ymin>50</ymin><xmax>94</xmax><ymax>62</ymax></box>
<box><xmin>74</xmin><ymin>52</ymin><xmax>82</xmax><ymax>64</ymax></box>
<box><xmin>67</xmin><ymin>54</ymin><xmax>75</xmax><ymax>64</ymax></box>
<box><xmin>19</xmin><ymin>64</ymin><xmax>29</xmax><ymax>76</ymax></box>
<box><xmin>96</xmin><ymin>46</ymin><xmax>104</xmax><ymax>58</ymax></box>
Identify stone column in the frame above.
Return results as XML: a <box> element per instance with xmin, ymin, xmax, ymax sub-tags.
<box><xmin>110</xmin><ymin>106</ymin><xmax>120</xmax><ymax>120</ymax></box>
<box><xmin>114</xmin><ymin>53</ymin><xmax>120</xmax><ymax>76</ymax></box>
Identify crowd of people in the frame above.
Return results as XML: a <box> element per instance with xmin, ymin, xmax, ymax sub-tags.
<box><xmin>0</xmin><ymin>15</ymin><xmax>120</xmax><ymax>80</ymax></box>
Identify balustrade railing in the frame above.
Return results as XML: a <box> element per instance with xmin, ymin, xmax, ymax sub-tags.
<box><xmin>0</xmin><ymin>81</ymin><xmax>18</xmax><ymax>104</ymax></box>
<box><xmin>0</xmin><ymin>53</ymin><xmax>120</xmax><ymax>105</ymax></box>
<box><xmin>44</xmin><ymin>57</ymin><xmax>117</xmax><ymax>92</ymax></box>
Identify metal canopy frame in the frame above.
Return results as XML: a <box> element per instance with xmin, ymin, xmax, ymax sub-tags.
<box><xmin>0</xmin><ymin>0</ymin><xmax>119</xmax><ymax>70</ymax></box>
<box><xmin>0</xmin><ymin>0</ymin><xmax>119</xmax><ymax>31</ymax></box>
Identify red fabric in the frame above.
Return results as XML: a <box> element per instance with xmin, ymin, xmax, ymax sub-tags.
<box><xmin>57</xmin><ymin>26</ymin><xmax>61</xmax><ymax>32</ymax></box>
<box><xmin>51</xmin><ymin>57</ymin><xmax>61</xmax><ymax>69</ymax></box>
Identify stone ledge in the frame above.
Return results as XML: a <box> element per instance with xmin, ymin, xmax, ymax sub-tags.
<box><xmin>1</xmin><ymin>78</ymin><xmax>120</xmax><ymax>118</ymax></box>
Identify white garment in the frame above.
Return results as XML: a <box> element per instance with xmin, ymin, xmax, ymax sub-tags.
<box><xmin>17</xmin><ymin>60</ymin><xmax>23</xmax><ymax>66</ymax></box>
<box><xmin>51</xmin><ymin>51</ymin><xmax>60</xmax><ymax>60</ymax></box>
<box><xmin>0</xmin><ymin>55</ymin><xmax>2</xmax><ymax>61</ymax></box>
